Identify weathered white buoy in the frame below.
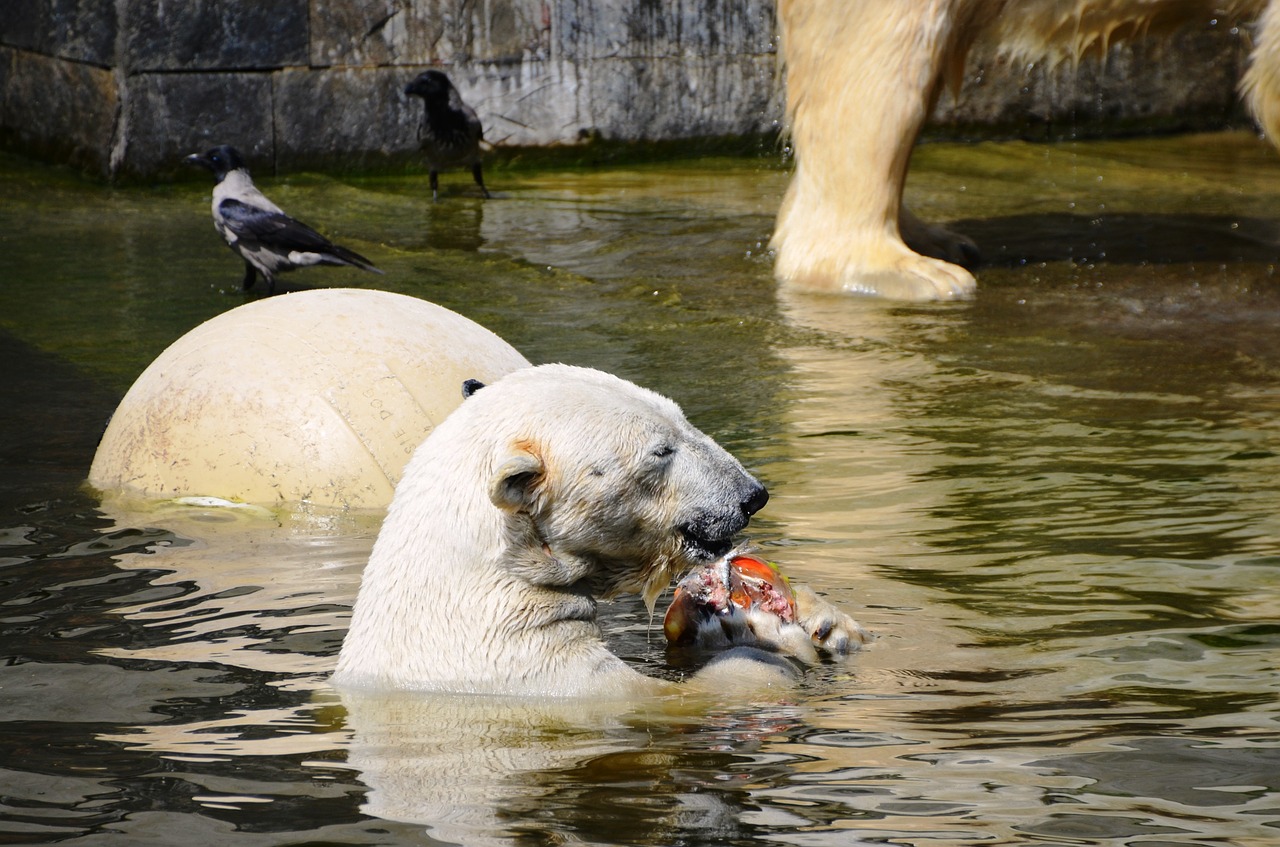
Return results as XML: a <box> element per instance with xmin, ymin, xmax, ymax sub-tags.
<box><xmin>89</xmin><ymin>289</ymin><xmax>530</xmax><ymax>511</ymax></box>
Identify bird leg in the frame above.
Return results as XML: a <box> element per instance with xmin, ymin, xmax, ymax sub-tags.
<box><xmin>430</xmin><ymin>170</ymin><xmax>440</xmax><ymax>202</ymax></box>
<box><xmin>472</xmin><ymin>163</ymin><xmax>491</xmax><ymax>199</ymax></box>
<box><xmin>241</xmin><ymin>260</ymin><xmax>257</xmax><ymax>290</ymax></box>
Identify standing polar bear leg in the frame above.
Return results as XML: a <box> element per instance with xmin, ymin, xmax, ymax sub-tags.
<box><xmin>1243</xmin><ymin>1</ymin><xmax>1280</xmax><ymax>143</ymax></box>
<box><xmin>772</xmin><ymin>0</ymin><xmax>985</xmax><ymax>301</ymax></box>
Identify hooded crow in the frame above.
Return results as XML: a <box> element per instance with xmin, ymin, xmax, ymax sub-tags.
<box><xmin>186</xmin><ymin>145</ymin><xmax>382</xmax><ymax>294</ymax></box>
<box><xmin>404</xmin><ymin>70</ymin><xmax>490</xmax><ymax>201</ymax></box>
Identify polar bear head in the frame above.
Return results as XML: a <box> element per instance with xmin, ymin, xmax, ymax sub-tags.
<box><xmin>336</xmin><ymin>363</ymin><xmax>769</xmax><ymax>694</ymax></box>
<box><xmin>477</xmin><ymin>365</ymin><xmax>768</xmax><ymax>606</ymax></box>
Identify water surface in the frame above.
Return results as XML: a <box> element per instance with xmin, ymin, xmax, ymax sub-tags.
<box><xmin>1</xmin><ymin>132</ymin><xmax>1278</xmax><ymax>846</ymax></box>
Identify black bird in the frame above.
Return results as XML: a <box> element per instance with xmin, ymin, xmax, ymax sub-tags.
<box><xmin>404</xmin><ymin>70</ymin><xmax>490</xmax><ymax>201</ymax></box>
<box><xmin>186</xmin><ymin>145</ymin><xmax>382</xmax><ymax>294</ymax></box>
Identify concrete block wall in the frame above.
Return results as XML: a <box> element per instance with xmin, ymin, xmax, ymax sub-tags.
<box><xmin>0</xmin><ymin>0</ymin><xmax>783</xmax><ymax>177</ymax></box>
<box><xmin>939</xmin><ymin>23</ymin><xmax>1250</xmax><ymax>138</ymax></box>
<box><xmin>0</xmin><ymin>1</ymin><xmax>1255</xmax><ymax>179</ymax></box>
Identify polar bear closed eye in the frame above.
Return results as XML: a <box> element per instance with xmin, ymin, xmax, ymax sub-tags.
<box><xmin>332</xmin><ymin>364</ymin><xmax>864</xmax><ymax>698</ymax></box>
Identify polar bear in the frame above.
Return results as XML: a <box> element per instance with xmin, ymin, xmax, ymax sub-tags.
<box><xmin>333</xmin><ymin>364</ymin><xmax>866</xmax><ymax>697</ymax></box>
<box><xmin>772</xmin><ymin>0</ymin><xmax>1280</xmax><ymax>301</ymax></box>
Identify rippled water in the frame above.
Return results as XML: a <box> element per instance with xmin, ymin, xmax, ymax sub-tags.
<box><xmin>2</xmin><ymin>132</ymin><xmax>1279</xmax><ymax>846</ymax></box>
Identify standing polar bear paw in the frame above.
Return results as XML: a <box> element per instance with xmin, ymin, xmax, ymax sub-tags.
<box><xmin>839</xmin><ymin>229</ymin><xmax>978</xmax><ymax>301</ymax></box>
<box><xmin>773</xmin><ymin>222</ymin><xmax>978</xmax><ymax>302</ymax></box>
<box><xmin>837</xmin><ymin>251</ymin><xmax>978</xmax><ymax>302</ymax></box>
<box><xmin>777</xmin><ymin>249</ymin><xmax>978</xmax><ymax>302</ymax></box>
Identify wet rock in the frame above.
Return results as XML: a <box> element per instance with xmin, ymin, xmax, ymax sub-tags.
<box><xmin>310</xmin><ymin>0</ymin><xmax>551</xmax><ymax>67</ymax></box>
<box><xmin>463</xmin><ymin>60</ymin><xmax>582</xmax><ymax>147</ymax></box>
<box><xmin>120</xmin><ymin>73</ymin><xmax>274</xmax><ymax>178</ymax></box>
<box><xmin>578</xmin><ymin>55</ymin><xmax>781</xmax><ymax>141</ymax></box>
<box><xmin>126</xmin><ymin>0</ymin><xmax>308</xmax><ymax>71</ymax></box>
<box><xmin>5</xmin><ymin>0</ymin><xmax>116</xmax><ymax>66</ymax></box>
<box><xmin>936</xmin><ymin>26</ymin><xmax>1246</xmax><ymax>139</ymax></box>
<box><xmin>1</xmin><ymin>49</ymin><xmax>117</xmax><ymax>174</ymax></box>
<box><xmin>555</xmin><ymin>0</ymin><xmax>776</xmax><ymax>60</ymax></box>
<box><xmin>274</xmin><ymin>67</ymin><xmax>420</xmax><ymax>170</ymax></box>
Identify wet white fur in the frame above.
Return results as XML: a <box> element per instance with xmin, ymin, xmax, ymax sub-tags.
<box><xmin>772</xmin><ymin>0</ymin><xmax>1279</xmax><ymax>301</ymax></box>
<box><xmin>333</xmin><ymin>364</ymin><xmax>864</xmax><ymax>697</ymax></box>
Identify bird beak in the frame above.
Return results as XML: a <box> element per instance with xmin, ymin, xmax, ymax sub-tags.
<box><xmin>185</xmin><ymin>153</ymin><xmax>208</xmax><ymax>169</ymax></box>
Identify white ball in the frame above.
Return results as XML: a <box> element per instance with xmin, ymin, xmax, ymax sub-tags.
<box><xmin>89</xmin><ymin>289</ymin><xmax>530</xmax><ymax>511</ymax></box>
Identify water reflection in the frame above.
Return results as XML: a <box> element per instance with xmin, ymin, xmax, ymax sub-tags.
<box><xmin>420</xmin><ymin>194</ymin><xmax>487</xmax><ymax>253</ymax></box>
<box><xmin>340</xmin><ymin>690</ymin><xmax>814</xmax><ymax>845</ymax></box>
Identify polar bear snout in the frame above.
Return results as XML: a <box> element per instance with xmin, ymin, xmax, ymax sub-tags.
<box><xmin>741</xmin><ymin>481</ymin><xmax>769</xmax><ymax>517</ymax></box>
<box><xmin>679</xmin><ymin>477</ymin><xmax>768</xmax><ymax>560</ymax></box>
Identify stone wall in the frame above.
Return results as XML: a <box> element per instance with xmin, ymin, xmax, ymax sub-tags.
<box><xmin>0</xmin><ymin>1</ymin><xmax>1256</xmax><ymax>179</ymax></box>
<box><xmin>939</xmin><ymin>23</ymin><xmax>1250</xmax><ymax>140</ymax></box>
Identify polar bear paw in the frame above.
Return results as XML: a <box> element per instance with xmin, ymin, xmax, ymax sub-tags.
<box><xmin>664</xmin><ymin>553</ymin><xmax>872</xmax><ymax>663</ymax></box>
<box><xmin>776</xmin><ymin>234</ymin><xmax>978</xmax><ymax>301</ymax></box>
<box><xmin>730</xmin><ymin>588</ymin><xmax>869</xmax><ymax>664</ymax></box>
<box><xmin>899</xmin><ymin>207</ymin><xmax>981</xmax><ymax>272</ymax></box>
<box><xmin>667</xmin><ymin>585</ymin><xmax>871</xmax><ymax>664</ymax></box>
<box><xmin>838</xmin><ymin>253</ymin><xmax>977</xmax><ymax>301</ymax></box>
<box><xmin>791</xmin><ymin>584</ymin><xmax>872</xmax><ymax>655</ymax></box>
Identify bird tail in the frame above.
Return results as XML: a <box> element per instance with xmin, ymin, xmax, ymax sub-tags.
<box><xmin>326</xmin><ymin>245</ymin><xmax>384</xmax><ymax>275</ymax></box>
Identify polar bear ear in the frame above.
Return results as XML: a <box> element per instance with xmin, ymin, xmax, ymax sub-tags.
<box><xmin>490</xmin><ymin>449</ymin><xmax>544</xmax><ymax>512</ymax></box>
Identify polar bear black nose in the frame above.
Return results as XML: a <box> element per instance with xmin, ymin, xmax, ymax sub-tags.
<box><xmin>741</xmin><ymin>482</ymin><xmax>769</xmax><ymax>517</ymax></box>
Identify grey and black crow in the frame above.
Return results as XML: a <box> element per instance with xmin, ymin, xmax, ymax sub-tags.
<box><xmin>186</xmin><ymin>145</ymin><xmax>382</xmax><ymax>294</ymax></box>
<box><xmin>404</xmin><ymin>71</ymin><xmax>490</xmax><ymax>201</ymax></box>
